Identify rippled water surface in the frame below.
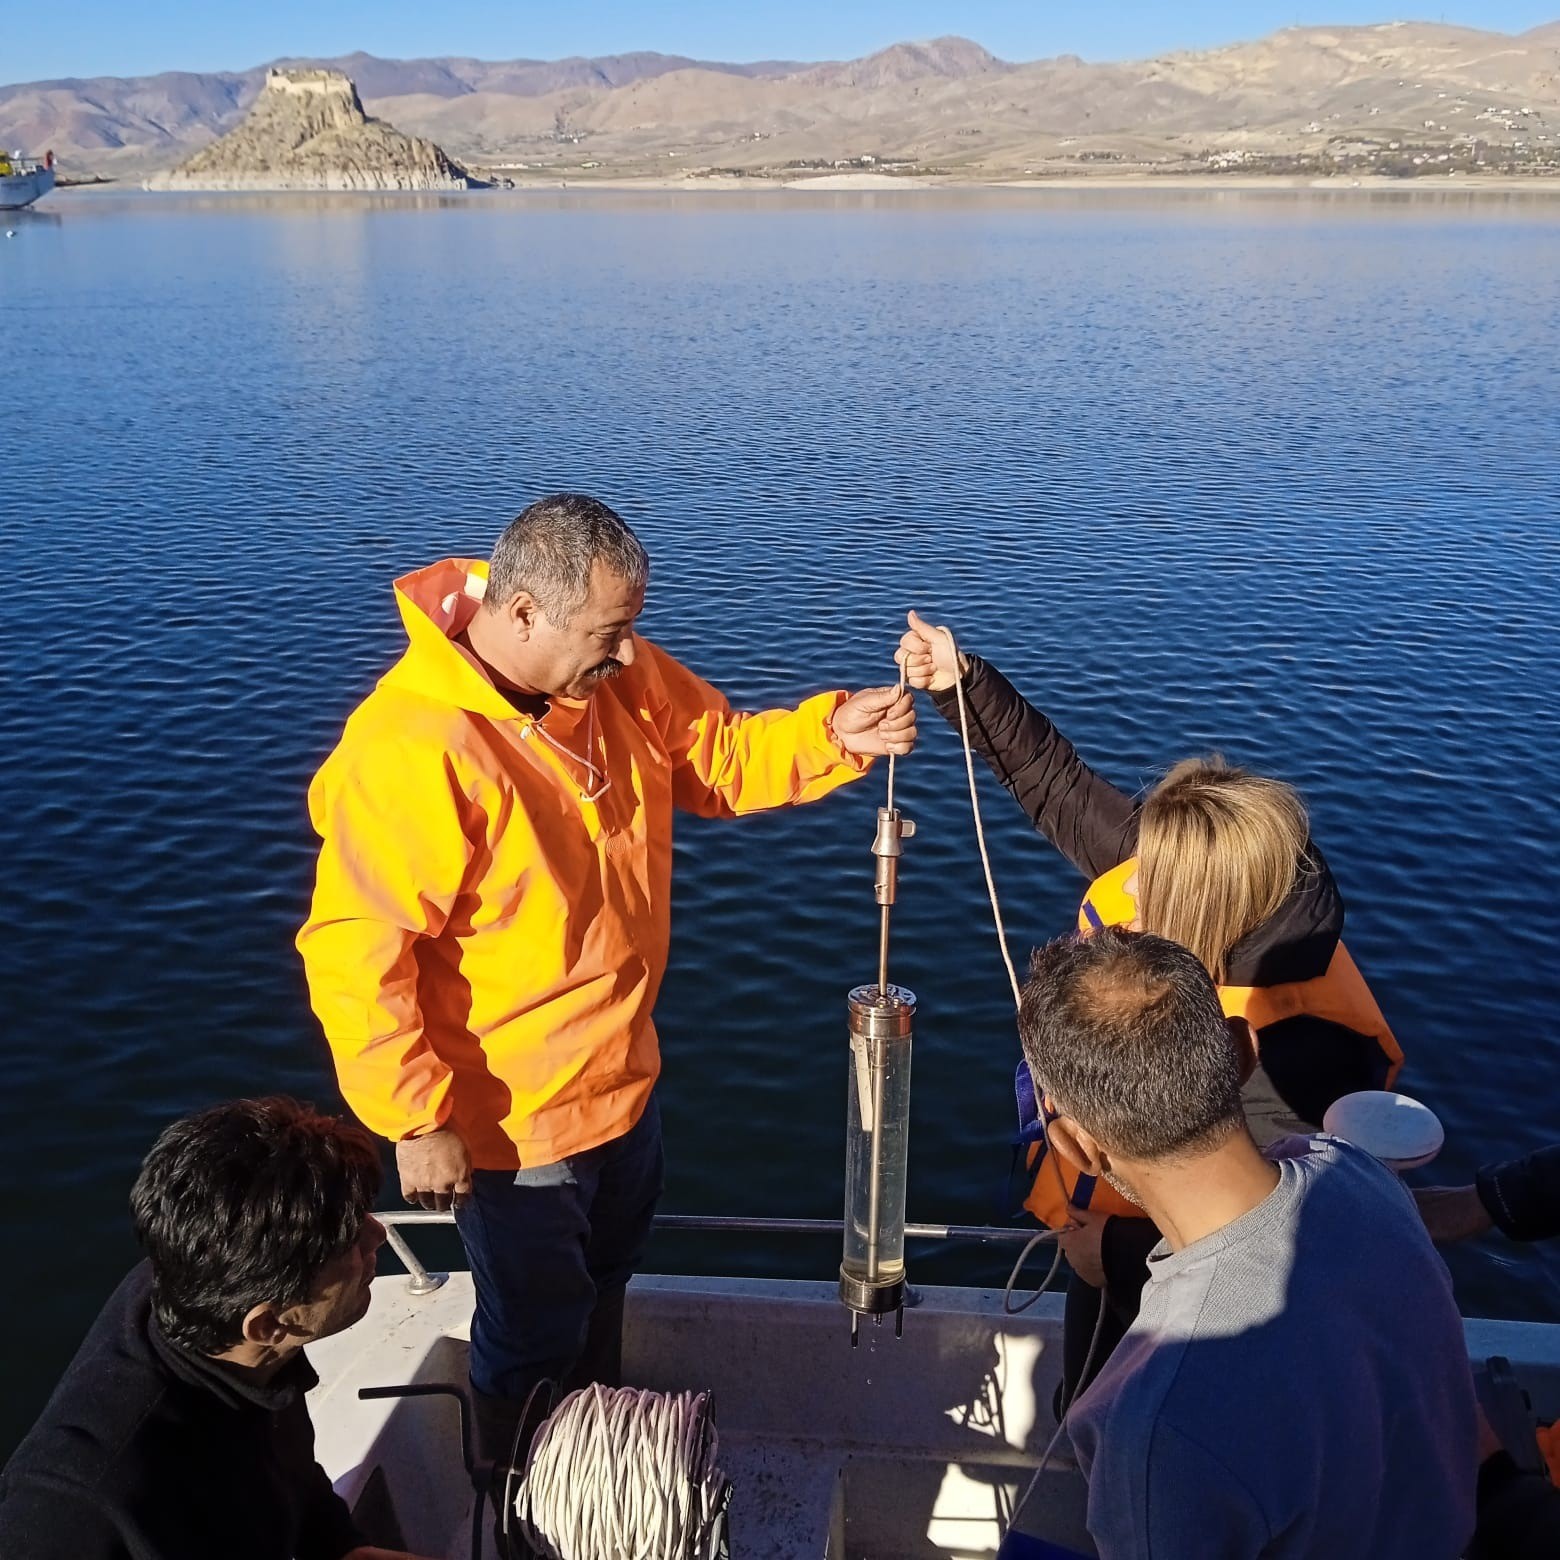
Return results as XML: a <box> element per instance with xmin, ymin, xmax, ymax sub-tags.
<box><xmin>2</xmin><ymin>188</ymin><xmax>1558</xmax><ymax>1451</ymax></box>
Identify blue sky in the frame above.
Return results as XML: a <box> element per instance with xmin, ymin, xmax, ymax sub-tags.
<box><xmin>7</xmin><ymin>1</ymin><xmax>1558</xmax><ymax>85</ymax></box>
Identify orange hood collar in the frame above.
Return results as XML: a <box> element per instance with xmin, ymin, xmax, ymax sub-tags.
<box><xmin>380</xmin><ymin>558</ymin><xmax>524</xmax><ymax>722</ymax></box>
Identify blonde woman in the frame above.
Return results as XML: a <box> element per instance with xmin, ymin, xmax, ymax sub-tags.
<box><xmin>898</xmin><ymin>611</ymin><xmax>1402</xmax><ymax>1399</ymax></box>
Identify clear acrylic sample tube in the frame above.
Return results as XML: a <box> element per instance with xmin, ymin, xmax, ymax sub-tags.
<box><xmin>840</xmin><ymin>983</ymin><xmax>915</xmax><ymax>1324</ymax></box>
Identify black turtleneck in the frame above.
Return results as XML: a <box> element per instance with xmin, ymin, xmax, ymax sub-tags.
<box><xmin>0</xmin><ymin>1263</ymin><xmax>363</xmax><ymax>1560</ymax></box>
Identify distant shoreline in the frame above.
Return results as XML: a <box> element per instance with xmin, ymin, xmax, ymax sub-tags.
<box><xmin>528</xmin><ymin>172</ymin><xmax>1560</xmax><ymax>194</ymax></box>
<box><xmin>53</xmin><ymin>171</ymin><xmax>1560</xmax><ymax>198</ymax></box>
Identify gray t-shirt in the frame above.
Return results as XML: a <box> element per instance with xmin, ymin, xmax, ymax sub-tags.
<box><xmin>1067</xmin><ymin>1135</ymin><xmax>1478</xmax><ymax>1559</ymax></box>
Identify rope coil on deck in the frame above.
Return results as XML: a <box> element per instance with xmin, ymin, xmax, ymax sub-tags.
<box><xmin>515</xmin><ymin>1383</ymin><xmax>731</xmax><ymax>1560</ymax></box>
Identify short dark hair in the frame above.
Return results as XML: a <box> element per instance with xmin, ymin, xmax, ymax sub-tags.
<box><xmin>487</xmin><ymin>493</ymin><xmax>649</xmax><ymax>626</ymax></box>
<box><xmin>130</xmin><ymin>1097</ymin><xmax>381</xmax><ymax>1354</ymax></box>
<box><xmin>1018</xmin><ymin>927</ymin><xmax>1244</xmax><ymax>1161</ymax></box>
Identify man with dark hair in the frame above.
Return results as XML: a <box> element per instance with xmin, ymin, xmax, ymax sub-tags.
<box><xmin>1020</xmin><ymin>927</ymin><xmax>1478</xmax><ymax>1560</ymax></box>
<box><xmin>297</xmin><ymin>493</ymin><xmax>917</xmax><ymax>1479</ymax></box>
<box><xmin>0</xmin><ymin>1098</ymin><xmax>425</xmax><ymax>1560</ymax></box>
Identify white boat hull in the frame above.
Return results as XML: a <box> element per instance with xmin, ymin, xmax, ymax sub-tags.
<box><xmin>308</xmin><ymin>1271</ymin><xmax>1560</xmax><ymax>1558</ymax></box>
<box><xmin>0</xmin><ymin>168</ymin><xmax>55</xmax><ymax>209</ymax></box>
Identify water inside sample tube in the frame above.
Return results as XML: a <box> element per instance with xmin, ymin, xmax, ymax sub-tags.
<box><xmin>841</xmin><ymin>986</ymin><xmax>914</xmax><ymax>1289</ymax></box>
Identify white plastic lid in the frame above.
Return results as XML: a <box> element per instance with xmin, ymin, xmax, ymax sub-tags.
<box><xmin>1322</xmin><ymin>1091</ymin><xmax>1444</xmax><ymax>1171</ymax></box>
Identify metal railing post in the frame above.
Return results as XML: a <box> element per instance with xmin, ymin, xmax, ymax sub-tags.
<box><xmin>381</xmin><ymin>1218</ymin><xmax>447</xmax><ymax>1295</ymax></box>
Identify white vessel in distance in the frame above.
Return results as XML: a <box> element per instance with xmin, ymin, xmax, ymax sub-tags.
<box><xmin>0</xmin><ymin>149</ymin><xmax>56</xmax><ymax>209</ymax></box>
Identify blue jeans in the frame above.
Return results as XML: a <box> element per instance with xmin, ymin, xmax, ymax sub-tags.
<box><xmin>454</xmin><ymin>1094</ymin><xmax>665</xmax><ymax>1404</ymax></box>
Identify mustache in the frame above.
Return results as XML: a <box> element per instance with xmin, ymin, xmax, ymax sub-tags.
<box><xmin>587</xmin><ymin>659</ymin><xmax>625</xmax><ymax>681</ymax></box>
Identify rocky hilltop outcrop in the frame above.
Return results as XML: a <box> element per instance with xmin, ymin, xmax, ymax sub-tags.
<box><xmin>145</xmin><ymin>68</ymin><xmax>480</xmax><ymax>191</ymax></box>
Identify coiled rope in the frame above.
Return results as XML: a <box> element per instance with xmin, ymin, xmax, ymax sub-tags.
<box><xmin>513</xmin><ymin>1383</ymin><xmax>730</xmax><ymax>1560</ymax></box>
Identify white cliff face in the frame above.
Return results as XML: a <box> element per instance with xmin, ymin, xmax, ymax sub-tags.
<box><xmin>145</xmin><ymin>69</ymin><xmax>480</xmax><ymax>191</ymax></box>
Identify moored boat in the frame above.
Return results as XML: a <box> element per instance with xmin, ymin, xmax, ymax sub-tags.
<box><xmin>0</xmin><ymin>150</ymin><xmax>56</xmax><ymax>210</ymax></box>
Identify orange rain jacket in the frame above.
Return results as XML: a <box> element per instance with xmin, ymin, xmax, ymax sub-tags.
<box><xmin>298</xmin><ymin>559</ymin><xmax>870</xmax><ymax>1170</ymax></box>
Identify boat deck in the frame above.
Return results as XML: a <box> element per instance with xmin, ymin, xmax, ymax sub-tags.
<box><xmin>309</xmin><ymin>1271</ymin><xmax>1086</xmax><ymax>1558</ymax></box>
<box><xmin>308</xmin><ymin>1265</ymin><xmax>1560</xmax><ymax>1558</ymax></box>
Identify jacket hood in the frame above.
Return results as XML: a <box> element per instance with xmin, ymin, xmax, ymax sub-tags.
<box><xmin>1223</xmin><ymin>841</ymin><xmax>1343</xmax><ymax>988</ymax></box>
<box><xmin>379</xmin><ymin>558</ymin><xmax>532</xmax><ymax>722</ymax></box>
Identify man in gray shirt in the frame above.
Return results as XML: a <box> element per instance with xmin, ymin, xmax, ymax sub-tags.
<box><xmin>1018</xmin><ymin>926</ymin><xmax>1478</xmax><ymax>1559</ymax></box>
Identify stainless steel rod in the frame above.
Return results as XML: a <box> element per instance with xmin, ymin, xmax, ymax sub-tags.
<box><xmin>377</xmin><ymin>1208</ymin><xmax>1039</xmax><ymax>1245</ymax></box>
<box><xmin>877</xmin><ymin>904</ymin><xmax>892</xmax><ymax>998</ymax></box>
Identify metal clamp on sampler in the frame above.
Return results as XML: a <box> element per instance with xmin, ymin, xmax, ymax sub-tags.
<box><xmin>840</xmin><ymin>772</ymin><xmax>917</xmax><ymax>1345</ymax></box>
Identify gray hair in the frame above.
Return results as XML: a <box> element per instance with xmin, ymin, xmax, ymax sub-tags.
<box><xmin>1018</xmin><ymin>927</ymin><xmax>1245</xmax><ymax>1162</ymax></box>
<box><xmin>486</xmin><ymin>494</ymin><xmax>649</xmax><ymax>625</ymax></box>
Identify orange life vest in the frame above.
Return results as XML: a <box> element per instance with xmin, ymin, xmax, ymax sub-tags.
<box><xmin>1019</xmin><ymin>856</ymin><xmax>1403</xmax><ymax>1228</ymax></box>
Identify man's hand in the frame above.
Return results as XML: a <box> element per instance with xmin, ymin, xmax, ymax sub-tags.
<box><xmin>396</xmin><ymin>1127</ymin><xmax>473</xmax><ymax>1213</ymax></box>
<box><xmin>1413</xmin><ymin>1184</ymin><xmax>1494</xmax><ymax>1245</ymax></box>
<box><xmin>341</xmin><ymin>1547</ymin><xmax>439</xmax><ymax>1560</ymax></box>
<box><xmin>1058</xmin><ymin>1204</ymin><xmax>1108</xmax><ymax>1288</ymax></box>
<box><xmin>345</xmin><ymin>1548</ymin><xmax>442</xmax><ymax>1560</ymax></box>
<box><xmin>896</xmin><ymin>610</ymin><xmax>966</xmax><ymax>693</ymax></box>
<box><xmin>834</xmin><ymin>685</ymin><xmax>918</xmax><ymax>758</ymax></box>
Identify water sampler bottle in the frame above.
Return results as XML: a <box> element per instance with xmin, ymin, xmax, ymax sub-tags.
<box><xmin>840</xmin><ymin>760</ymin><xmax>916</xmax><ymax>1345</ymax></box>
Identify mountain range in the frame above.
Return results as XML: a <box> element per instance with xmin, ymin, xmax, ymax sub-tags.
<box><xmin>4</xmin><ymin>21</ymin><xmax>1558</xmax><ymax>181</ymax></box>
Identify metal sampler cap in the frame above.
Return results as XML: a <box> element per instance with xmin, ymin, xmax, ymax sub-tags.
<box><xmin>847</xmin><ymin>984</ymin><xmax>917</xmax><ymax>1032</ymax></box>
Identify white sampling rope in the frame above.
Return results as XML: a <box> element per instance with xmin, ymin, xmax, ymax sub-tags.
<box><xmin>948</xmin><ymin>649</ymin><xmax>1023</xmax><ymax>1012</ymax></box>
<box><xmin>934</xmin><ymin>622</ymin><xmax>1112</xmax><ymax>1506</ymax></box>
<box><xmin>885</xmin><ymin>661</ymin><xmax>907</xmax><ymax>814</ymax></box>
<box><xmin>1001</xmin><ymin>1224</ymin><xmax>1066</xmax><ymax>1316</ymax></box>
<box><xmin>930</xmin><ymin>624</ymin><xmax>1070</xmax><ymax>1313</ymax></box>
<box><xmin>514</xmin><ymin>1383</ymin><xmax>729</xmax><ymax>1560</ymax></box>
<box><xmin>1029</xmin><ymin>1279</ymin><xmax>1111</xmax><ymax>1483</ymax></box>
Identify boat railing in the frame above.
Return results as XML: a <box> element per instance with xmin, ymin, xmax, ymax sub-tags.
<box><xmin>376</xmin><ymin>1208</ymin><xmax>1039</xmax><ymax>1296</ymax></box>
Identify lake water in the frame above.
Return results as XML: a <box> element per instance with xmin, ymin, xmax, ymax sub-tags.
<box><xmin>2</xmin><ymin>188</ymin><xmax>1558</xmax><ymax>1454</ymax></box>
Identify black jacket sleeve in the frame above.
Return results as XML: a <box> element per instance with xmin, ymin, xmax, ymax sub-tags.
<box><xmin>291</xmin><ymin>1415</ymin><xmax>366</xmax><ymax>1560</ymax></box>
<box><xmin>0</xmin><ymin>1471</ymin><xmax>131</xmax><ymax>1560</ymax></box>
<box><xmin>0</xmin><ymin>1458</ymin><xmax>361</xmax><ymax>1560</ymax></box>
<box><xmin>1477</xmin><ymin>1145</ymin><xmax>1560</xmax><ymax>1243</ymax></box>
<box><xmin>295</xmin><ymin>1458</ymin><xmax>364</xmax><ymax>1560</ymax></box>
<box><xmin>929</xmin><ymin>656</ymin><xmax>1138</xmax><ymax>881</ymax></box>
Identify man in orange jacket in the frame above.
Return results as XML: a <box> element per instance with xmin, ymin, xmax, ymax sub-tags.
<box><xmin>297</xmin><ymin>492</ymin><xmax>915</xmax><ymax>1474</ymax></box>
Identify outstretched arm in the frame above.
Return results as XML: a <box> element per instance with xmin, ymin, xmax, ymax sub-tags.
<box><xmin>645</xmin><ymin>641</ymin><xmax>914</xmax><ymax>818</ymax></box>
<box><xmin>1418</xmin><ymin>1144</ymin><xmax>1560</xmax><ymax>1245</ymax></box>
<box><xmin>898</xmin><ymin>611</ymin><xmax>1136</xmax><ymax>880</ymax></box>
